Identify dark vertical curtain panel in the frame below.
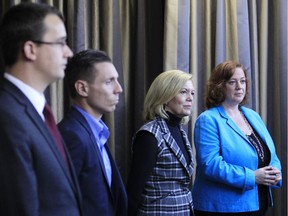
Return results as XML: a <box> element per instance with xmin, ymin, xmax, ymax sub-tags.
<box><xmin>0</xmin><ymin>0</ymin><xmax>287</xmax><ymax>215</ymax></box>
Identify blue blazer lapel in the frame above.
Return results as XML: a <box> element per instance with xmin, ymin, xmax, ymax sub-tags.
<box><xmin>217</xmin><ymin>106</ymin><xmax>248</xmax><ymax>142</ymax></box>
<box><xmin>241</xmin><ymin>107</ymin><xmax>269</xmax><ymax>145</ymax></box>
<box><xmin>105</xmin><ymin>144</ymin><xmax>126</xmax><ymax>203</ymax></box>
<box><xmin>95</xmin><ymin>142</ymin><xmax>111</xmax><ymax>189</ymax></box>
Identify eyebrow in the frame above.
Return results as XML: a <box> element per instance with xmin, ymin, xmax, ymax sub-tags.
<box><xmin>181</xmin><ymin>88</ymin><xmax>195</xmax><ymax>91</ymax></box>
<box><xmin>229</xmin><ymin>77</ymin><xmax>246</xmax><ymax>80</ymax></box>
<box><xmin>59</xmin><ymin>37</ymin><xmax>67</xmax><ymax>41</ymax></box>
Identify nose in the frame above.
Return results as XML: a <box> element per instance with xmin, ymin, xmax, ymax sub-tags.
<box><xmin>64</xmin><ymin>45</ymin><xmax>73</xmax><ymax>58</ymax></box>
<box><xmin>115</xmin><ymin>80</ymin><xmax>123</xmax><ymax>93</ymax></box>
<box><xmin>187</xmin><ymin>93</ymin><xmax>194</xmax><ymax>101</ymax></box>
<box><xmin>235</xmin><ymin>81</ymin><xmax>242</xmax><ymax>89</ymax></box>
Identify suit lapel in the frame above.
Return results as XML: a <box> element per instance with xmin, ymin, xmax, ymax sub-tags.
<box><xmin>217</xmin><ymin>106</ymin><xmax>269</xmax><ymax>149</ymax></box>
<box><xmin>2</xmin><ymin>79</ymin><xmax>78</xmax><ymax>193</ymax></box>
<box><xmin>242</xmin><ymin>108</ymin><xmax>269</xmax><ymax>145</ymax></box>
<box><xmin>158</xmin><ymin>118</ymin><xmax>194</xmax><ymax>176</ymax></box>
<box><xmin>27</xmin><ymin>98</ymin><xmax>80</xmax><ymax>192</ymax></box>
<box><xmin>70</xmin><ymin>108</ymin><xmax>113</xmax><ymax>193</ymax></box>
<box><xmin>180</xmin><ymin>128</ymin><xmax>194</xmax><ymax>176</ymax></box>
<box><xmin>105</xmin><ymin>144</ymin><xmax>122</xmax><ymax>203</ymax></box>
<box><xmin>218</xmin><ymin>106</ymin><xmax>248</xmax><ymax>142</ymax></box>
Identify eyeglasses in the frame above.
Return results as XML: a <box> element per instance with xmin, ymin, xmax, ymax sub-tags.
<box><xmin>31</xmin><ymin>40</ymin><xmax>67</xmax><ymax>47</ymax></box>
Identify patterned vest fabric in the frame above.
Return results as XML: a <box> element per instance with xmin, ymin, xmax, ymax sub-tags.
<box><xmin>136</xmin><ymin>117</ymin><xmax>195</xmax><ymax>215</ymax></box>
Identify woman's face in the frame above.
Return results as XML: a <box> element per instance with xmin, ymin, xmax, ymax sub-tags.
<box><xmin>223</xmin><ymin>67</ymin><xmax>246</xmax><ymax>106</ymax></box>
<box><xmin>165</xmin><ymin>80</ymin><xmax>195</xmax><ymax>118</ymax></box>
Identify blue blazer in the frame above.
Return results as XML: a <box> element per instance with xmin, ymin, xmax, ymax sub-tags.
<box><xmin>58</xmin><ymin>107</ymin><xmax>127</xmax><ymax>216</ymax></box>
<box><xmin>0</xmin><ymin>78</ymin><xmax>82</xmax><ymax>216</ymax></box>
<box><xmin>192</xmin><ymin>105</ymin><xmax>282</xmax><ymax>212</ymax></box>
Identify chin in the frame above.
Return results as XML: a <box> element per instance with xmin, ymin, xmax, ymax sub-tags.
<box><xmin>58</xmin><ymin>72</ymin><xmax>65</xmax><ymax>79</ymax></box>
<box><xmin>108</xmin><ymin>106</ymin><xmax>116</xmax><ymax>112</ymax></box>
<box><xmin>183</xmin><ymin>111</ymin><xmax>191</xmax><ymax>116</ymax></box>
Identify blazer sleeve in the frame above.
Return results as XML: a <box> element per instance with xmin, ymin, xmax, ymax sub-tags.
<box><xmin>246</xmin><ymin>109</ymin><xmax>282</xmax><ymax>188</ymax></box>
<box><xmin>270</xmin><ymin>150</ymin><xmax>282</xmax><ymax>188</ymax></box>
<box><xmin>127</xmin><ymin>131</ymin><xmax>158</xmax><ymax>216</ymax></box>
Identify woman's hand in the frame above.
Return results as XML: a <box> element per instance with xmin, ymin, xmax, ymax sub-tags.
<box><xmin>254</xmin><ymin>166</ymin><xmax>282</xmax><ymax>186</ymax></box>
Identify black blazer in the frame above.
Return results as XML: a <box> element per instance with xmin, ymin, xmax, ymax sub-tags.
<box><xmin>0</xmin><ymin>78</ymin><xmax>83</xmax><ymax>216</ymax></box>
<box><xmin>58</xmin><ymin>106</ymin><xmax>127</xmax><ymax>216</ymax></box>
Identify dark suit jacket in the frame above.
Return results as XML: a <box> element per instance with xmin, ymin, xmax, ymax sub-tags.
<box><xmin>58</xmin><ymin>106</ymin><xmax>127</xmax><ymax>216</ymax></box>
<box><xmin>0</xmin><ymin>78</ymin><xmax>83</xmax><ymax>216</ymax></box>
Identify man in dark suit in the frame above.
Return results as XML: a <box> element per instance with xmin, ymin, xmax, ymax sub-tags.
<box><xmin>0</xmin><ymin>3</ymin><xmax>82</xmax><ymax>216</ymax></box>
<box><xmin>58</xmin><ymin>49</ymin><xmax>127</xmax><ymax>216</ymax></box>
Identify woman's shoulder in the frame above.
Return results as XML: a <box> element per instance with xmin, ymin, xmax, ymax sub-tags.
<box><xmin>197</xmin><ymin>106</ymin><xmax>221</xmax><ymax>119</ymax></box>
<box><xmin>138</xmin><ymin>117</ymin><xmax>163</xmax><ymax>131</ymax></box>
<box><xmin>240</xmin><ymin>106</ymin><xmax>261</xmax><ymax>118</ymax></box>
<box><xmin>136</xmin><ymin>117</ymin><xmax>167</xmax><ymax>144</ymax></box>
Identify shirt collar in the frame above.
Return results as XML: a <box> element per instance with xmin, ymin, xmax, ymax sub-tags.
<box><xmin>73</xmin><ymin>105</ymin><xmax>110</xmax><ymax>149</ymax></box>
<box><xmin>4</xmin><ymin>73</ymin><xmax>46</xmax><ymax>120</ymax></box>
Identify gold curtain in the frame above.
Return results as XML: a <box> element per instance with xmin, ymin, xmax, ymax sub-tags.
<box><xmin>1</xmin><ymin>0</ymin><xmax>287</xmax><ymax>215</ymax></box>
<box><xmin>163</xmin><ymin>1</ymin><xmax>287</xmax><ymax>215</ymax></box>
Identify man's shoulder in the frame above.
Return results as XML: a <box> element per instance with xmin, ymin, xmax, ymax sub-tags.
<box><xmin>58</xmin><ymin>107</ymin><xmax>88</xmax><ymax>132</ymax></box>
<box><xmin>0</xmin><ymin>85</ymin><xmax>27</xmax><ymax>114</ymax></box>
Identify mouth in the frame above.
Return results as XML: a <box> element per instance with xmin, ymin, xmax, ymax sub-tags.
<box><xmin>183</xmin><ymin>105</ymin><xmax>192</xmax><ymax>109</ymax></box>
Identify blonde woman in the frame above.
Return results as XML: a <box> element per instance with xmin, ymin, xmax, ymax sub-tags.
<box><xmin>127</xmin><ymin>70</ymin><xmax>195</xmax><ymax>216</ymax></box>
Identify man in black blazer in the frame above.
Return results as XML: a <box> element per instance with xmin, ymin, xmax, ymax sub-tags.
<box><xmin>0</xmin><ymin>3</ymin><xmax>82</xmax><ymax>216</ymax></box>
<box><xmin>58</xmin><ymin>49</ymin><xmax>127</xmax><ymax>216</ymax></box>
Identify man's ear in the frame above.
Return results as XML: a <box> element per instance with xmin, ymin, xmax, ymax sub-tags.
<box><xmin>23</xmin><ymin>41</ymin><xmax>37</xmax><ymax>61</ymax></box>
<box><xmin>75</xmin><ymin>80</ymin><xmax>89</xmax><ymax>97</ymax></box>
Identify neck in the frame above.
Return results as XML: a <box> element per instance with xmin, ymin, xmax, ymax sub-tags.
<box><xmin>165</xmin><ymin>111</ymin><xmax>182</xmax><ymax>126</ymax></box>
<box><xmin>222</xmin><ymin>103</ymin><xmax>240</xmax><ymax>118</ymax></box>
<box><xmin>7</xmin><ymin>63</ymin><xmax>49</xmax><ymax>93</ymax></box>
<box><xmin>73</xmin><ymin>100</ymin><xmax>103</xmax><ymax>120</ymax></box>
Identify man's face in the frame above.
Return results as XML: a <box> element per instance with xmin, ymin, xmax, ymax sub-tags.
<box><xmin>34</xmin><ymin>14</ymin><xmax>73</xmax><ymax>84</ymax></box>
<box><xmin>85</xmin><ymin>62</ymin><xmax>123</xmax><ymax>119</ymax></box>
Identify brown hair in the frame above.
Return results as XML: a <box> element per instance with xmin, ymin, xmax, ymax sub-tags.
<box><xmin>0</xmin><ymin>2</ymin><xmax>64</xmax><ymax>67</ymax></box>
<box><xmin>205</xmin><ymin>60</ymin><xmax>249</xmax><ymax>108</ymax></box>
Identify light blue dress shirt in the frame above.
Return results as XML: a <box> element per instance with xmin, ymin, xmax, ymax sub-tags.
<box><xmin>74</xmin><ymin>105</ymin><xmax>112</xmax><ymax>187</ymax></box>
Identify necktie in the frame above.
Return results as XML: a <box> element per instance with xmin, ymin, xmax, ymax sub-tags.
<box><xmin>43</xmin><ymin>103</ymin><xmax>68</xmax><ymax>165</ymax></box>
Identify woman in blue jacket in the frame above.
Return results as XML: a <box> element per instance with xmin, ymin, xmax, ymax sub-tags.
<box><xmin>192</xmin><ymin>61</ymin><xmax>282</xmax><ymax>216</ymax></box>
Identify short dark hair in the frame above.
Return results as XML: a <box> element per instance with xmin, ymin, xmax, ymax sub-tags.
<box><xmin>205</xmin><ymin>60</ymin><xmax>249</xmax><ymax>108</ymax></box>
<box><xmin>65</xmin><ymin>49</ymin><xmax>112</xmax><ymax>98</ymax></box>
<box><xmin>0</xmin><ymin>2</ymin><xmax>64</xmax><ymax>67</ymax></box>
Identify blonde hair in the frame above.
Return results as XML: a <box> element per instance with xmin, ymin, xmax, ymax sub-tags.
<box><xmin>144</xmin><ymin>70</ymin><xmax>193</xmax><ymax>124</ymax></box>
